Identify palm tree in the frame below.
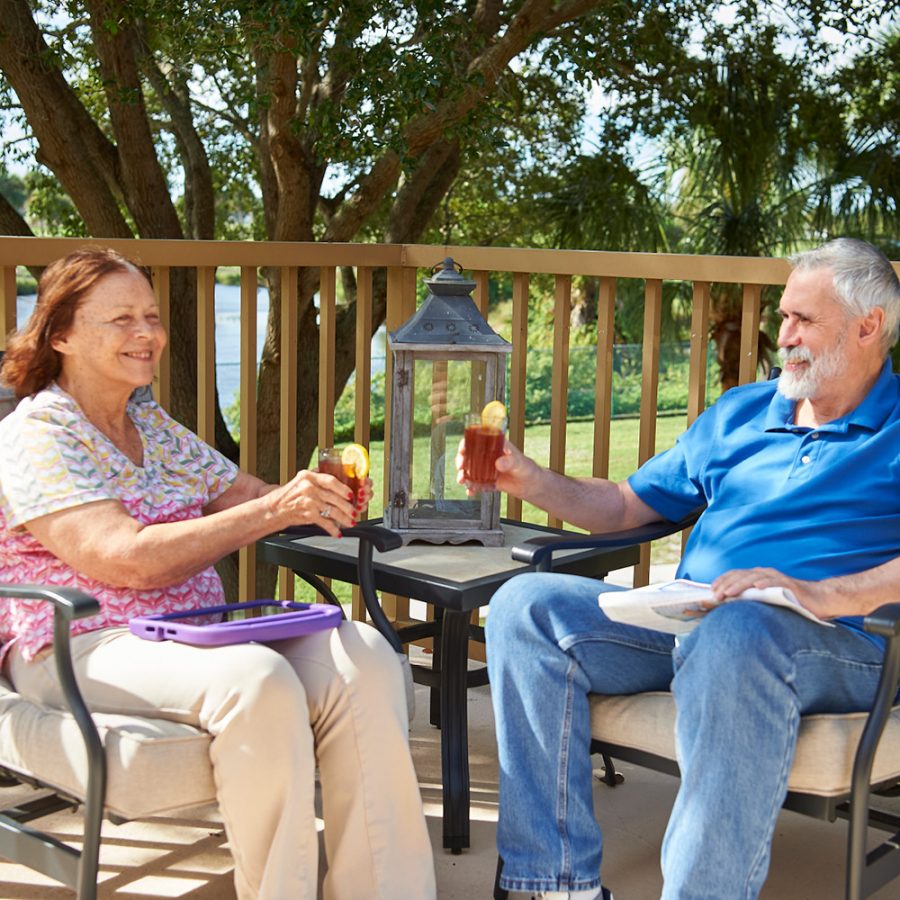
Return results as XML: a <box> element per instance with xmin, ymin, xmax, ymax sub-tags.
<box><xmin>663</xmin><ymin>26</ymin><xmax>821</xmax><ymax>388</ymax></box>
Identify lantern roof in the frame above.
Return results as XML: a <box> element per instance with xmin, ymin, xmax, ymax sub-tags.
<box><xmin>388</xmin><ymin>258</ymin><xmax>512</xmax><ymax>353</ymax></box>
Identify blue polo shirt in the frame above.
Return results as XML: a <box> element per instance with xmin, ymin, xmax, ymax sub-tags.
<box><xmin>628</xmin><ymin>359</ymin><xmax>900</xmax><ymax>642</ymax></box>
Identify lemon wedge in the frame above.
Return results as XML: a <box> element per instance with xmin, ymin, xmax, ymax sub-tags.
<box><xmin>481</xmin><ymin>400</ymin><xmax>508</xmax><ymax>431</ymax></box>
<box><xmin>341</xmin><ymin>443</ymin><xmax>370</xmax><ymax>478</ymax></box>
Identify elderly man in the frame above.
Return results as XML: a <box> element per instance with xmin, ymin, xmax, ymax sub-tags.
<box><xmin>466</xmin><ymin>238</ymin><xmax>900</xmax><ymax>900</ymax></box>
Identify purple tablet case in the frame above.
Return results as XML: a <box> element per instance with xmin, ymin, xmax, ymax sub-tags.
<box><xmin>129</xmin><ymin>600</ymin><xmax>342</xmax><ymax>646</ymax></box>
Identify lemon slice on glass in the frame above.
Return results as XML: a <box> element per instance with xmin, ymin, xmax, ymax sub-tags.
<box><xmin>481</xmin><ymin>400</ymin><xmax>508</xmax><ymax>431</ymax></box>
<box><xmin>341</xmin><ymin>443</ymin><xmax>370</xmax><ymax>478</ymax></box>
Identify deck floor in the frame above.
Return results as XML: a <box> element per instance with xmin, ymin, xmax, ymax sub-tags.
<box><xmin>1</xmin><ymin>567</ymin><xmax>898</xmax><ymax>899</ymax></box>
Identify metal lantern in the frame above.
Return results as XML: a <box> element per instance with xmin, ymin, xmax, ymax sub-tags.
<box><xmin>387</xmin><ymin>258</ymin><xmax>512</xmax><ymax>546</ymax></box>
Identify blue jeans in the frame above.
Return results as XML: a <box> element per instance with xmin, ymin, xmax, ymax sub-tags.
<box><xmin>487</xmin><ymin>572</ymin><xmax>888</xmax><ymax>898</ymax></box>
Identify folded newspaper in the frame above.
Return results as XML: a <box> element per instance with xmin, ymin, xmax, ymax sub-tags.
<box><xmin>598</xmin><ymin>578</ymin><xmax>832</xmax><ymax>634</ymax></box>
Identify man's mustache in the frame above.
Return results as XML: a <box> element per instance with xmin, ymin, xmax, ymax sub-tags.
<box><xmin>779</xmin><ymin>346</ymin><xmax>814</xmax><ymax>364</ymax></box>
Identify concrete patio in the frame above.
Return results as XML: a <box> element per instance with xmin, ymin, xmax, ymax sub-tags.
<box><xmin>0</xmin><ymin>564</ymin><xmax>897</xmax><ymax>899</ymax></box>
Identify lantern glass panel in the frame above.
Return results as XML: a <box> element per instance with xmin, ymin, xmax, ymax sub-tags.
<box><xmin>407</xmin><ymin>357</ymin><xmax>481</xmax><ymax>524</ymax></box>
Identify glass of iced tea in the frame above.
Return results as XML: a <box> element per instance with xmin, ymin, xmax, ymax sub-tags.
<box><xmin>317</xmin><ymin>446</ymin><xmax>367</xmax><ymax>508</ymax></box>
<box><xmin>462</xmin><ymin>413</ymin><xmax>505</xmax><ymax>488</ymax></box>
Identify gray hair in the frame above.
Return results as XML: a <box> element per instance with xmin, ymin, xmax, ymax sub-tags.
<box><xmin>789</xmin><ymin>238</ymin><xmax>900</xmax><ymax>356</ymax></box>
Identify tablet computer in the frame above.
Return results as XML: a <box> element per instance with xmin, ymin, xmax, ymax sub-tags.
<box><xmin>129</xmin><ymin>600</ymin><xmax>343</xmax><ymax>646</ymax></box>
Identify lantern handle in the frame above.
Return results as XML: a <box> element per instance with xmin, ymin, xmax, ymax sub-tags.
<box><xmin>431</xmin><ymin>257</ymin><xmax>464</xmax><ymax>276</ymax></box>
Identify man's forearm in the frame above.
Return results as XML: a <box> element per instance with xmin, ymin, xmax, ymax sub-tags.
<box><xmin>818</xmin><ymin>556</ymin><xmax>900</xmax><ymax>618</ymax></box>
<box><xmin>523</xmin><ymin>469</ymin><xmax>657</xmax><ymax>534</ymax></box>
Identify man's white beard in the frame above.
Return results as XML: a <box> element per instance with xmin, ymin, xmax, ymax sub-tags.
<box><xmin>777</xmin><ymin>332</ymin><xmax>847</xmax><ymax>400</ymax></box>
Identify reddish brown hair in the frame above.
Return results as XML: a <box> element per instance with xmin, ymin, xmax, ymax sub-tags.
<box><xmin>0</xmin><ymin>248</ymin><xmax>150</xmax><ymax>399</ymax></box>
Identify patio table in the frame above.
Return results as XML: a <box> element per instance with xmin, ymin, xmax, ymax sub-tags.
<box><xmin>257</xmin><ymin>517</ymin><xmax>638</xmax><ymax>853</ymax></box>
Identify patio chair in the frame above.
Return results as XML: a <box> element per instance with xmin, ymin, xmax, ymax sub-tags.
<box><xmin>0</xmin><ymin>361</ymin><xmax>405</xmax><ymax>898</ymax></box>
<box><xmin>493</xmin><ymin>513</ymin><xmax>900</xmax><ymax>900</ymax></box>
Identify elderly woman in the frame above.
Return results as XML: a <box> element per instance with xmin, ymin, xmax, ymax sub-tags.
<box><xmin>0</xmin><ymin>248</ymin><xmax>435</xmax><ymax>900</ymax></box>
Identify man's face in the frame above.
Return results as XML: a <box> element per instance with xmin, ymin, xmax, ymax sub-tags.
<box><xmin>776</xmin><ymin>268</ymin><xmax>851</xmax><ymax>401</ymax></box>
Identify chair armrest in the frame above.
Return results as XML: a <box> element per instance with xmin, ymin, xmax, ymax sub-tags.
<box><xmin>0</xmin><ymin>583</ymin><xmax>100</xmax><ymax>621</ymax></box>
<box><xmin>0</xmin><ymin>583</ymin><xmax>106</xmax><ymax>831</ymax></box>
<box><xmin>860</xmin><ymin>602</ymin><xmax>900</xmax><ymax>726</ymax></box>
<box><xmin>278</xmin><ymin>523</ymin><xmax>403</xmax><ymax>554</ymax></box>
<box><xmin>510</xmin><ymin>507</ymin><xmax>705</xmax><ymax>570</ymax></box>
<box><xmin>273</xmin><ymin>523</ymin><xmax>405</xmax><ymax>652</ymax></box>
<box><xmin>863</xmin><ymin>602</ymin><xmax>900</xmax><ymax>639</ymax></box>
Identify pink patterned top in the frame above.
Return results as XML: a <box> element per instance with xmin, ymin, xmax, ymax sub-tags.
<box><xmin>0</xmin><ymin>384</ymin><xmax>239</xmax><ymax>661</ymax></box>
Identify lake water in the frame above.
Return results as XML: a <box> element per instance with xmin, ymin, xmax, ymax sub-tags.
<box><xmin>17</xmin><ymin>284</ymin><xmax>387</xmax><ymax>404</ymax></box>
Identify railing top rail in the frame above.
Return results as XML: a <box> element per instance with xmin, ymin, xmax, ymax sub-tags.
<box><xmin>403</xmin><ymin>244</ymin><xmax>795</xmax><ymax>284</ymax></box>
<box><xmin>0</xmin><ymin>237</ymin><xmax>402</xmax><ymax>269</ymax></box>
<box><xmin>2</xmin><ymin>236</ymin><xmax>897</xmax><ymax>284</ymax></box>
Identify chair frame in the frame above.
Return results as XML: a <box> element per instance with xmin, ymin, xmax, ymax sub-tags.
<box><xmin>496</xmin><ymin>514</ymin><xmax>900</xmax><ymax>900</ymax></box>
<box><xmin>0</xmin><ymin>523</ymin><xmax>402</xmax><ymax>900</ymax></box>
<box><xmin>0</xmin><ymin>584</ymin><xmax>104</xmax><ymax>899</ymax></box>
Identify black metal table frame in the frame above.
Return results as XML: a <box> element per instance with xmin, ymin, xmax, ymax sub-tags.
<box><xmin>258</xmin><ymin>518</ymin><xmax>639</xmax><ymax>854</ymax></box>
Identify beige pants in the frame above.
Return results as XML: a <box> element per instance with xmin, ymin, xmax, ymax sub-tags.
<box><xmin>9</xmin><ymin>621</ymin><xmax>436</xmax><ymax>900</ymax></box>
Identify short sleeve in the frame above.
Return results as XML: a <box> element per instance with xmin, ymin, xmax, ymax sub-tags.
<box><xmin>626</xmin><ymin>406</ymin><xmax>718</xmax><ymax>522</ymax></box>
<box><xmin>0</xmin><ymin>400</ymin><xmax>117</xmax><ymax>529</ymax></box>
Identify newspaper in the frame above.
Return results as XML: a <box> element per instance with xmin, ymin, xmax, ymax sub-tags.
<box><xmin>598</xmin><ymin>578</ymin><xmax>832</xmax><ymax>634</ymax></box>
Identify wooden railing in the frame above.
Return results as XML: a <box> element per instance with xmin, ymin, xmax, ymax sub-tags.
<box><xmin>0</xmin><ymin>236</ymin><xmax>856</xmax><ymax>597</ymax></box>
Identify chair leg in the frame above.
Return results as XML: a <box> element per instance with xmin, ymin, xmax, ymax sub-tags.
<box><xmin>598</xmin><ymin>753</ymin><xmax>624</xmax><ymax>787</ymax></box>
<box><xmin>494</xmin><ymin>855</ymin><xmax>509</xmax><ymax>899</ymax></box>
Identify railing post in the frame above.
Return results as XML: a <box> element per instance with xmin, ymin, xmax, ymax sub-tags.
<box><xmin>687</xmin><ymin>282</ymin><xmax>711</xmax><ymax>425</ymax></box>
<box><xmin>739</xmin><ymin>283</ymin><xmax>762</xmax><ymax>385</ymax></box>
<box><xmin>506</xmin><ymin>272</ymin><xmax>529</xmax><ymax>523</ymax></box>
<box><xmin>635</xmin><ymin>278</ymin><xmax>663</xmax><ymax>587</ymax></box>
<box><xmin>684</xmin><ymin>280</ymin><xmax>711</xmax><ymax>555</ymax></box>
<box><xmin>1</xmin><ymin>266</ymin><xmax>16</xmax><ymax>349</ymax></box>
<box><xmin>318</xmin><ymin>266</ymin><xmax>337</xmax><ymax>452</ymax></box>
<box><xmin>196</xmin><ymin>266</ymin><xmax>216</xmax><ymax>444</ymax></box>
<box><xmin>547</xmin><ymin>274</ymin><xmax>572</xmax><ymax>530</ymax></box>
<box><xmin>278</xmin><ymin>266</ymin><xmax>299</xmax><ymax>603</ymax></box>
<box><xmin>354</xmin><ymin>267</ymin><xmax>374</xmax><ymax>451</ymax></box>
<box><xmin>351</xmin><ymin>266</ymin><xmax>374</xmax><ymax>620</ymax></box>
<box><xmin>238</xmin><ymin>266</ymin><xmax>258</xmax><ymax>602</ymax></box>
<box><xmin>593</xmin><ymin>276</ymin><xmax>616</xmax><ymax>480</ymax></box>
<box><xmin>150</xmin><ymin>266</ymin><xmax>171</xmax><ymax>409</ymax></box>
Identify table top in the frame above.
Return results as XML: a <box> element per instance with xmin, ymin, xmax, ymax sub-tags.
<box><xmin>258</xmin><ymin>518</ymin><xmax>639</xmax><ymax>612</ymax></box>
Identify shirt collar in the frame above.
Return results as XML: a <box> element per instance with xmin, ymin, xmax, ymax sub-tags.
<box><xmin>764</xmin><ymin>358</ymin><xmax>897</xmax><ymax>434</ymax></box>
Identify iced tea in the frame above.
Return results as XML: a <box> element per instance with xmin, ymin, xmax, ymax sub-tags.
<box><xmin>318</xmin><ymin>448</ymin><xmax>363</xmax><ymax>507</ymax></box>
<box><xmin>463</xmin><ymin>420</ymin><xmax>505</xmax><ymax>486</ymax></box>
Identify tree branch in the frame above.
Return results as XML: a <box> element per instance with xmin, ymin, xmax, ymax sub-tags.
<box><xmin>386</xmin><ymin>138</ymin><xmax>462</xmax><ymax>243</ymax></box>
<box><xmin>403</xmin><ymin>0</ymin><xmax>600</xmax><ymax>155</ymax></box>
<box><xmin>84</xmin><ymin>0</ymin><xmax>183</xmax><ymax>238</ymax></box>
<box><xmin>244</xmin><ymin>14</ymin><xmax>323</xmax><ymax>242</ymax></box>
<box><xmin>325</xmin><ymin>0</ymin><xmax>601</xmax><ymax>245</ymax></box>
<box><xmin>0</xmin><ymin>187</ymin><xmax>33</xmax><ymax>236</ymax></box>
<box><xmin>0</xmin><ymin>0</ymin><xmax>131</xmax><ymax>236</ymax></box>
<box><xmin>139</xmin><ymin>38</ymin><xmax>215</xmax><ymax>239</ymax></box>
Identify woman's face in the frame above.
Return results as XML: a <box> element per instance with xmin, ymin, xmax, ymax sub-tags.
<box><xmin>51</xmin><ymin>270</ymin><xmax>167</xmax><ymax>393</ymax></box>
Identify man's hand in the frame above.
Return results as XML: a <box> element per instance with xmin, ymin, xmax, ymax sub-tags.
<box><xmin>454</xmin><ymin>437</ymin><xmax>540</xmax><ymax>498</ymax></box>
<box><xmin>711</xmin><ymin>567</ymin><xmax>832</xmax><ymax>618</ymax></box>
<box><xmin>454</xmin><ymin>435</ymin><xmax>662</xmax><ymax>534</ymax></box>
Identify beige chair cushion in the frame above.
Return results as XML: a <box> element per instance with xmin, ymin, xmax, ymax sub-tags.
<box><xmin>590</xmin><ymin>691</ymin><xmax>900</xmax><ymax>798</ymax></box>
<box><xmin>0</xmin><ymin>676</ymin><xmax>215</xmax><ymax>820</ymax></box>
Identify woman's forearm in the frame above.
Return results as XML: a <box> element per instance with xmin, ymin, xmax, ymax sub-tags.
<box><xmin>25</xmin><ymin>469</ymin><xmax>358</xmax><ymax>590</ymax></box>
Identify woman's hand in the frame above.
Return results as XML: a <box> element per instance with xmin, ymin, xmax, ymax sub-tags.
<box><xmin>265</xmin><ymin>469</ymin><xmax>364</xmax><ymax>538</ymax></box>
